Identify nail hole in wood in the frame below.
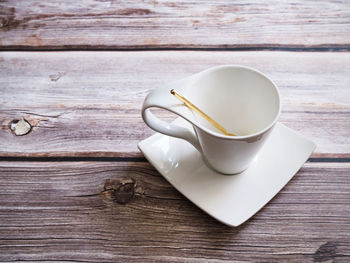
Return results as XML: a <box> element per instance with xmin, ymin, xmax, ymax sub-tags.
<box><xmin>10</xmin><ymin>119</ymin><xmax>32</xmax><ymax>136</ymax></box>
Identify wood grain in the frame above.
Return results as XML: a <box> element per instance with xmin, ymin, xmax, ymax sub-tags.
<box><xmin>0</xmin><ymin>161</ymin><xmax>349</xmax><ymax>262</ymax></box>
<box><xmin>0</xmin><ymin>51</ymin><xmax>349</xmax><ymax>158</ymax></box>
<box><xmin>0</xmin><ymin>0</ymin><xmax>349</xmax><ymax>49</ymax></box>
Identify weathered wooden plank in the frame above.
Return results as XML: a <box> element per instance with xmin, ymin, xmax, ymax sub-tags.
<box><xmin>0</xmin><ymin>51</ymin><xmax>349</xmax><ymax>158</ymax></box>
<box><xmin>0</xmin><ymin>0</ymin><xmax>349</xmax><ymax>49</ymax></box>
<box><xmin>0</xmin><ymin>161</ymin><xmax>349</xmax><ymax>262</ymax></box>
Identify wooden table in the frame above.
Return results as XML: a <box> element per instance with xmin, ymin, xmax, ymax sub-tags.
<box><xmin>0</xmin><ymin>1</ymin><xmax>349</xmax><ymax>262</ymax></box>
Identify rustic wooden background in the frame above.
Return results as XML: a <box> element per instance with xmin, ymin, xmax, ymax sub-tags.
<box><xmin>0</xmin><ymin>0</ymin><xmax>349</xmax><ymax>262</ymax></box>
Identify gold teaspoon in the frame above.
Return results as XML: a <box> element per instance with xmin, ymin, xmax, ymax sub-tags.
<box><xmin>170</xmin><ymin>89</ymin><xmax>236</xmax><ymax>136</ymax></box>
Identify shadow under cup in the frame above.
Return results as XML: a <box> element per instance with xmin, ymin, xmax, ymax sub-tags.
<box><xmin>184</xmin><ymin>66</ymin><xmax>281</xmax><ymax>174</ymax></box>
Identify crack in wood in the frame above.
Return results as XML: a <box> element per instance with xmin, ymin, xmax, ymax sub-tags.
<box><xmin>19</xmin><ymin>111</ymin><xmax>65</xmax><ymax>118</ymax></box>
<box><xmin>49</xmin><ymin>71</ymin><xmax>66</xmax><ymax>82</ymax></box>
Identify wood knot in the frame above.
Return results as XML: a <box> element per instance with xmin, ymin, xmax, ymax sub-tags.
<box><xmin>313</xmin><ymin>242</ymin><xmax>337</xmax><ymax>262</ymax></box>
<box><xmin>10</xmin><ymin>119</ymin><xmax>32</xmax><ymax>136</ymax></box>
<box><xmin>0</xmin><ymin>14</ymin><xmax>21</xmax><ymax>32</ymax></box>
<box><xmin>117</xmin><ymin>8</ymin><xmax>152</xmax><ymax>16</ymax></box>
<box><xmin>104</xmin><ymin>178</ymin><xmax>138</xmax><ymax>204</ymax></box>
<box><xmin>49</xmin><ymin>71</ymin><xmax>66</xmax><ymax>82</ymax></box>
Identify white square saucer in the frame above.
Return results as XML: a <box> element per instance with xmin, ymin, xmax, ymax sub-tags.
<box><xmin>138</xmin><ymin>118</ymin><xmax>316</xmax><ymax>227</ymax></box>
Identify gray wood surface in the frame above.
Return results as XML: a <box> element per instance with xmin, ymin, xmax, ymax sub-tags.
<box><xmin>0</xmin><ymin>161</ymin><xmax>349</xmax><ymax>262</ymax></box>
<box><xmin>0</xmin><ymin>0</ymin><xmax>349</xmax><ymax>49</ymax></box>
<box><xmin>1</xmin><ymin>0</ymin><xmax>349</xmax><ymax>261</ymax></box>
<box><xmin>1</xmin><ymin>51</ymin><xmax>349</xmax><ymax>158</ymax></box>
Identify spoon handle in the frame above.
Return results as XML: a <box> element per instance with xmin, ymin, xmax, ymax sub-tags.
<box><xmin>170</xmin><ymin>89</ymin><xmax>236</xmax><ymax>136</ymax></box>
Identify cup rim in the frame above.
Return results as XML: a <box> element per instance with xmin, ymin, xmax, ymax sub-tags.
<box><xmin>189</xmin><ymin>64</ymin><xmax>282</xmax><ymax>140</ymax></box>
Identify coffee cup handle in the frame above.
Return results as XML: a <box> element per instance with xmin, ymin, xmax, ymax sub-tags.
<box><xmin>142</xmin><ymin>88</ymin><xmax>202</xmax><ymax>152</ymax></box>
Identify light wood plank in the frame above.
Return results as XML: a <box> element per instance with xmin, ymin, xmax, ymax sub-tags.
<box><xmin>0</xmin><ymin>0</ymin><xmax>349</xmax><ymax>49</ymax></box>
<box><xmin>0</xmin><ymin>51</ymin><xmax>349</xmax><ymax>157</ymax></box>
<box><xmin>0</xmin><ymin>161</ymin><xmax>349</xmax><ymax>262</ymax></box>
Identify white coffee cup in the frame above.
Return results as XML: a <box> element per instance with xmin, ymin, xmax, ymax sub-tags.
<box><xmin>142</xmin><ymin>65</ymin><xmax>281</xmax><ymax>174</ymax></box>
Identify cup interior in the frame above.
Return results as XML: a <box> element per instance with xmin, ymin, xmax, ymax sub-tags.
<box><xmin>185</xmin><ymin>66</ymin><xmax>280</xmax><ymax>137</ymax></box>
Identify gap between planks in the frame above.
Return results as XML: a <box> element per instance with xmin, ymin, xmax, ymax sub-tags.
<box><xmin>1</xmin><ymin>46</ymin><xmax>350</xmax><ymax>52</ymax></box>
<box><xmin>0</xmin><ymin>157</ymin><xmax>349</xmax><ymax>163</ymax></box>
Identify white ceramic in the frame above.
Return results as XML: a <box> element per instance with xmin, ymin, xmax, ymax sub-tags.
<box><xmin>138</xmin><ymin>118</ymin><xmax>316</xmax><ymax>226</ymax></box>
<box><xmin>142</xmin><ymin>65</ymin><xmax>281</xmax><ymax>174</ymax></box>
